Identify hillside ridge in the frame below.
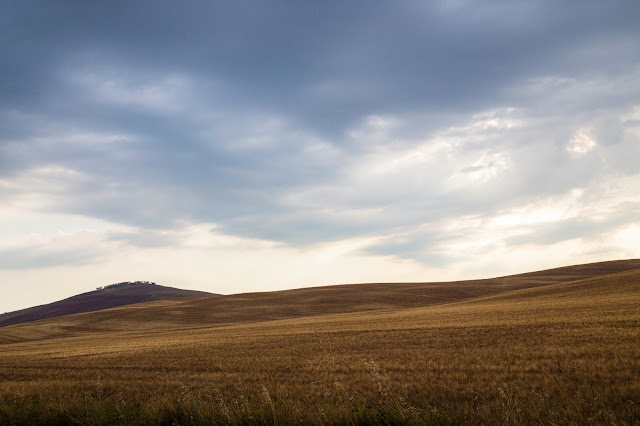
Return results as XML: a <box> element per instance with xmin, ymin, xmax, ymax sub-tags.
<box><xmin>1</xmin><ymin>259</ymin><xmax>638</xmax><ymax>339</ymax></box>
<box><xmin>0</xmin><ymin>282</ymin><xmax>216</xmax><ymax>328</ymax></box>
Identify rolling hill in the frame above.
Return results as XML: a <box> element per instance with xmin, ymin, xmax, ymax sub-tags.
<box><xmin>0</xmin><ymin>281</ymin><xmax>216</xmax><ymax>328</ymax></box>
<box><xmin>1</xmin><ymin>258</ymin><xmax>639</xmax><ymax>343</ymax></box>
<box><xmin>0</xmin><ymin>259</ymin><xmax>639</xmax><ymax>424</ymax></box>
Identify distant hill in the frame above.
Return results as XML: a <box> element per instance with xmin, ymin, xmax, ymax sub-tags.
<box><xmin>2</xmin><ymin>259</ymin><xmax>639</xmax><ymax>340</ymax></box>
<box><xmin>0</xmin><ymin>281</ymin><xmax>216</xmax><ymax>328</ymax></box>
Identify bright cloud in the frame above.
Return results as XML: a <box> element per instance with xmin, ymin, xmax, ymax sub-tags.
<box><xmin>567</xmin><ymin>128</ymin><xmax>597</xmax><ymax>155</ymax></box>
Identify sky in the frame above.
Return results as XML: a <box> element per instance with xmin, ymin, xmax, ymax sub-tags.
<box><xmin>1</xmin><ymin>1</ymin><xmax>639</xmax><ymax>313</ymax></box>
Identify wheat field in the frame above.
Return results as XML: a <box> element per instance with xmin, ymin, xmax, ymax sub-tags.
<box><xmin>1</xmin><ymin>261</ymin><xmax>639</xmax><ymax>425</ymax></box>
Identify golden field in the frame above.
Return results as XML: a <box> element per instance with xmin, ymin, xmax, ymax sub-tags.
<box><xmin>1</xmin><ymin>260</ymin><xmax>640</xmax><ymax>425</ymax></box>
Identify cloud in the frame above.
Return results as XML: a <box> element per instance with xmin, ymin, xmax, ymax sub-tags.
<box><xmin>0</xmin><ymin>1</ymin><xmax>639</xmax><ymax>311</ymax></box>
<box><xmin>567</xmin><ymin>128</ymin><xmax>597</xmax><ymax>156</ymax></box>
<box><xmin>0</xmin><ymin>216</ymin><xmax>448</xmax><ymax>313</ymax></box>
<box><xmin>0</xmin><ymin>237</ymin><xmax>105</xmax><ymax>270</ymax></box>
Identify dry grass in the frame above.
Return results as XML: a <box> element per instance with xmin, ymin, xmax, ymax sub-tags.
<box><xmin>1</xmin><ymin>261</ymin><xmax>639</xmax><ymax>424</ymax></box>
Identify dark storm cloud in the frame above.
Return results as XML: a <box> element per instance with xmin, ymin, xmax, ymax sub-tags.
<box><xmin>1</xmin><ymin>0</ymin><xmax>639</xmax><ymax>261</ymax></box>
<box><xmin>4</xmin><ymin>1</ymin><xmax>638</xmax><ymax>127</ymax></box>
